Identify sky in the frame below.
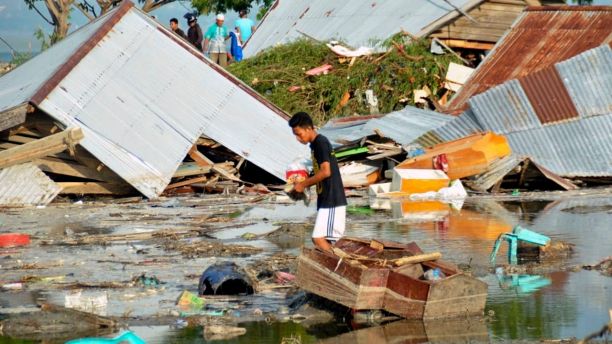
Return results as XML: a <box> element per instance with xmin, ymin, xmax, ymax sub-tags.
<box><xmin>0</xmin><ymin>0</ymin><xmax>257</xmax><ymax>54</ymax></box>
<box><xmin>1</xmin><ymin>0</ymin><xmax>612</xmax><ymax>55</ymax></box>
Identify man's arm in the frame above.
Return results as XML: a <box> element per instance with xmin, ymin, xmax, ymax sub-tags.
<box><xmin>294</xmin><ymin>161</ymin><xmax>330</xmax><ymax>193</ymax></box>
<box><xmin>202</xmin><ymin>38</ymin><xmax>209</xmax><ymax>53</ymax></box>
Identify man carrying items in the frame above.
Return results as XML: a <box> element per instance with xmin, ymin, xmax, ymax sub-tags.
<box><xmin>185</xmin><ymin>15</ymin><xmax>203</xmax><ymax>51</ymax></box>
<box><xmin>203</xmin><ymin>14</ymin><xmax>229</xmax><ymax>67</ymax></box>
<box><xmin>289</xmin><ymin>112</ymin><xmax>347</xmax><ymax>252</ymax></box>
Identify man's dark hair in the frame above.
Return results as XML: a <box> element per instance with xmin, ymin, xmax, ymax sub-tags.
<box><xmin>170</xmin><ymin>18</ymin><xmax>178</xmax><ymax>24</ymax></box>
<box><xmin>289</xmin><ymin>112</ymin><xmax>314</xmax><ymax>129</ymax></box>
<box><xmin>239</xmin><ymin>9</ymin><xmax>248</xmax><ymax>17</ymax></box>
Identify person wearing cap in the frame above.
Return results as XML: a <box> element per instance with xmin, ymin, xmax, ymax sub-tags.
<box><xmin>186</xmin><ymin>15</ymin><xmax>203</xmax><ymax>51</ymax></box>
<box><xmin>203</xmin><ymin>14</ymin><xmax>229</xmax><ymax>67</ymax></box>
<box><xmin>235</xmin><ymin>9</ymin><xmax>256</xmax><ymax>43</ymax></box>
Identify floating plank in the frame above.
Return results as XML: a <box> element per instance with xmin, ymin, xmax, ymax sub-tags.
<box><xmin>0</xmin><ymin>128</ymin><xmax>84</xmax><ymax>169</ymax></box>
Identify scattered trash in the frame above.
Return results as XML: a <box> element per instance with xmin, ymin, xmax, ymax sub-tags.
<box><xmin>490</xmin><ymin>225</ymin><xmax>551</xmax><ymax>265</ymax></box>
<box><xmin>133</xmin><ymin>273</ymin><xmax>162</xmax><ymax>287</ymax></box>
<box><xmin>390</xmin><ymin>168</ymin><xmax>450</xmax><ymax>195</ymax></box>
<box><xmin>443</xmin><ymin>62</ymin><xmax>475</xmax><ymax>92</ymax></box>
<box><xmin>305</xmin><ymin>64</ymin><xmax>333</xmax><ymax>76</ymax></box>
<box><xmin>64</xmin><ymin>290</ymin><xmax>109</xmax><ymax>316</ymax></box>
<box><xmin>176</xmin><ymin>290</ymin><xmax>205</xmax><ymax>310</ymax></box>
<box><xmin>582</xmin><ymin>257</ymin><xmax>612</xmax><ymax>276</ymax></box>
<box><xmin>327</xmin><ymin>43</ymin><xmax>373</xmax><ymax>57</ymax></box>
<box><xmin>0</xmin><ymin>233</ymin><xmax>31</xmax><ymax>248</ymax></box>
<box><xmin>340</xmin><ymin>161</ymin><xmax>381</xmax><ymax>187</ymax></box>
<box><xmin>1</xmin><ymin>282</ymin><xmax>24</xmax><ymax>291</ymax></box>
<box><xmin>198</xmin><ymin>261</ymin><xmax>255</xmax><ymax>296</ymax></box>
<box><xmin>66</xmin><ymin>331</ymin><xmax>146</xmax><ymax>344</ymax></box>
<box><xmin>203</xmin><ymin>325</ymin><xmax>247</xmax><ymax>341</ymax></box>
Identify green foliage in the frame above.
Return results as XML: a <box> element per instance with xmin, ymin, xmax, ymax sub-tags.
<box><xmin>9</xmin><ymin>52</ymin><xmax>33</xmax><ymax>67</ymax></box>
<box><xmin>227</xmin><ymin>38</ymin><xmax>461</xmax><ymax>125</ymax></box>
<box><xmin>191</xmin><ymin>0</ymin><xmax>273</xmax><ymax>14</ymax></box>
<box><xmin>34</xmin><ymin>28</ymin><xmax>54</xmax><ymax>51</ymax></box>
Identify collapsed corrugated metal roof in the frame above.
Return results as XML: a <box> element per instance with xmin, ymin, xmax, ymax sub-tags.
<box><xmin>243</xmin><ymin>0</ymin><xmax>477</xmax><ymax>58</ymax></box>
<box><xmin>444</xmin><ymin>6</ymin><xmax>612</xmax><ymax>115</ymax></box>
<box><xmin>319</xmin><ymin>106</ymin><xmax>454</xmax><ymax>148</ymax></box>
<box><xmin>0</xmin><ymin>163</ymin><xmax>61</xmax><ymax>206</ymax></box>
<box><xmin>0</xmin><ymin>1</ymin><xmax>308</xmax><ymax>199</ymax></box>
<box><xmin>428</xmin><ymin>44</ymin><xmax>612</xmax><ymax>177</ymax></box>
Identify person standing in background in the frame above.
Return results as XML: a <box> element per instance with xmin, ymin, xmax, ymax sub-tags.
<box><xmin>229</xmin><ymin>26</ymin><xmax>243</xmax><ymax>62</ymax></box>
<box><xmin>203</xmin><ymin>14</ymin><xmax>229</xmax><ymax>67</ymax></box>
<box><xmin>169</xmin><ymin>18</ymin><xmax>186</xmax><ymax>39</ymax></box>
<box><xmin>235</xmin><ymin>10</ymin><xmax>256</xmax><ymax>43</ymax></box>
<box><xmin>186</xmin><ymin>15</ymin><xmax>203</xmax><ymax>51</ymax></box>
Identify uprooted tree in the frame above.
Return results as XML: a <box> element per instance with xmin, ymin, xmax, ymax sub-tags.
<box><xmin>24</xmin><ymin>0</ymin><xmax>273</xmax><ymax>45</ymax></box>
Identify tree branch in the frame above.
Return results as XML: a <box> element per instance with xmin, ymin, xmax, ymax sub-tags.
<box><xmin>74</xmin><ymin>3</ymin><xmax>95</xmax><ymax>21</ymax></box>
<box><xmin>28</xmin><ymin>1</ymin><xmax>56</xmax><ymax>25</ymax></box>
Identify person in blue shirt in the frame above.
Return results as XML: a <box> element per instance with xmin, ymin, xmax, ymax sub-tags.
<box><xmin>229</xmin><ymin>26</ymin><xmax>243</xmax><ymax>62</ymax></box>
<box><xmin>235</xmin><ymin>10</ymin><xmax>256</xmax><ymax>43</ymax></box>
<box><xmin>203</xmin><ymin>14</ymin><xmax>229</xmax><ymax>67</ymax></box>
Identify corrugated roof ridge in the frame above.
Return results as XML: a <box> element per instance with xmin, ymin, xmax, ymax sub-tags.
<box><xmin>30</xmin><ymin>1</ymin><xmax>134</xmax><ymax>105</ymax></box>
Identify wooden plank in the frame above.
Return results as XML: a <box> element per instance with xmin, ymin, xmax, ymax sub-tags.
<box><xmin>366</xmin><ymin>149</ymin><xmax>403</xmax><ymax>161</ymax></box>
<box><xmin>394</xmin><ymin>252</ymin><xmax>442</xmax><ymax>266</ymax></box>
<box><xmin>431</xmin><ymin>39</ymin><xmax>495</xmax><ymax>50</ymax></box>
<box><xmin>36</xmin><ymin>157</ymin><xmax>107</xmax><ymax>181</ymax></box>
<box><xmin>0</xmin><ymin>104</ymin><xmax>28</xmax><ymax>132</ymax></box>
<box><xmin>0</xmin><ymin>128</ymin><xmax>84</xmax><ymax>169</ymax></box>
<box><xmin>188</xmin><ymin>145</ymin><xmax>241</xmax><ymax>182</ymax></box>
<box><xmin>72</xmin><ymin>146</ymin><xmax>125</xmax><ymax>184</ymax></box>
<box><xmin>166</xmin><ymin>176</ymin><xmax>207</xmax><ymax>189</ymax></box>
<box><xmin>58</xmin><ymin>181</ymin><xmax>132</xmax><ymax>195</ymax></box>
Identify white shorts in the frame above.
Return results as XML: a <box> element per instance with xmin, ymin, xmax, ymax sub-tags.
<box><xmin>313</xmin><ymin>206</ymin><xmax>346</xmax><ymax>240</ymax></box>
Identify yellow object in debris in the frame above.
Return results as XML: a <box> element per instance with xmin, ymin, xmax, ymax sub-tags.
<box><xmin>390</xmin><ymin>169</ymin><xmax>450</xmax><ymax>194</ymax></box>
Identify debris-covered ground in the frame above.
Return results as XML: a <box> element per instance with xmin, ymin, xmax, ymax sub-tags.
<box><xmin>1</xmin><ymin>187</ymin><xmax>611</xmax><ymax>343</ymax></box>
<box><xmin>228</xmin><ymin>37</ymin><xmax>461</xmax><ymax>125</ymax></box>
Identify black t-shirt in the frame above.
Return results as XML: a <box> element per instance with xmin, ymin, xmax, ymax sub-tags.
<box><xmin>310</xmin><ymin>134</ymin><xmax>347</xmax><ymax>209</ymax></box>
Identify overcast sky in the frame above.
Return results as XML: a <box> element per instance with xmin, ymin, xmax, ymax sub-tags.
<box><xmin>0</xmin><ymin>1</ymin><xmax>254</xmax><ymax>53</ymax></box>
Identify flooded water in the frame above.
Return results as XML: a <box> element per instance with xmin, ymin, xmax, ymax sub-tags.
<box><xmin>0</xmin><ymin>192</ymin><xmax>610</xmax><ymax>343</ymax></box>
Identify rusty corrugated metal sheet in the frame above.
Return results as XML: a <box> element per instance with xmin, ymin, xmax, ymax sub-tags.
<box><xmin>0</xmin><ymin>163</ymin><xmax>61</xmax><ymax>206</ymax></box>
<box><xmin>455</xmin><ymin>44</ymin><xmax>612</xmax><ymax>177</ymax></box>
<box><xmin>519</xmin><ymin>67</ymin><xmax>578</xmax><ymax>124</ymax></box>
<box><xmin>444</xmin><ymin>6</ymin><xmax>612</xmax><ymax>116</ymax></box>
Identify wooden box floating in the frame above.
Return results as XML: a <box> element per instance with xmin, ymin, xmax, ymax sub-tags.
<box><xmin>296</xmin><ymin>237</ymin><xmax>488</xmax><ymax>319</ymax></box>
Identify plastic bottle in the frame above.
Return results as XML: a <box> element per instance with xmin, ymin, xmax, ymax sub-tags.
<box><xmin>424</xmin><ymin>268</ymin><xmax>445</xmax><ymax>281</ymax></box>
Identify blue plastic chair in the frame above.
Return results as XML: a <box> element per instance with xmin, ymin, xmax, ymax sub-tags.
<box><xmin>66</xmin><ymin>331</ymin><xmax>146</xmax><ymax>344</ymax></box>
<box><xmin>490</xmin><ymin>225</ymin><xmax>550</xmax><ymax>265</ymax></box>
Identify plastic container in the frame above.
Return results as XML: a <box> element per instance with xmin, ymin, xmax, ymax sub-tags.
<box><xmin>0</xmin><ymin>233</ymin><xmax>30</xmax><ymax>247</ymax></box>
<box><xmin>424</xmin><ymin>268</ymin><xmax>445</xmax><ymax>281</ymax></box>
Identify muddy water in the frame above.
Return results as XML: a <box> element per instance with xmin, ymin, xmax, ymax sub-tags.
<box><xmin>0</xmin><ymin>193</ymin><xmax>610</xmax><ymax>343</ymax></box>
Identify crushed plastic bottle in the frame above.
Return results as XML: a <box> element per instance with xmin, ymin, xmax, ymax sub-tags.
<box><xmin>424</xmin><ymin>268</ymin><xmax>445</xmax><ymax>281</ymax></box>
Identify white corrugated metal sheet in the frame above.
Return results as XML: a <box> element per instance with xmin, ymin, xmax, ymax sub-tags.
<box><xmin>0</xmin><ymin>163</ymin><xmax>61</xmax><ymax>206</ymax></box>
<box><xmin>318</xmin><ymin>106</ymin><xmax>453</xmax><ymax>147</ymax></box>
<box><xmin>1</xmin><ymin>4</ymin><xmax>308</xmax><ymax>198</ymax></box>
<box><xmin>243</xmin><ymin>0</ymin><xmax>473</xmax><ymax>58</ymax></box>
<box><xmin>0</xmin><ymin>14</ymin><xmax>112</xmax><ymax>113</ymax></box>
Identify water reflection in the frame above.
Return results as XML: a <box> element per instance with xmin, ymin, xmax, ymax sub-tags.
<box><xmin>317</xmin><ymin>317</ymin><xmax>488</xmax><ymax>344</ymax></box>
